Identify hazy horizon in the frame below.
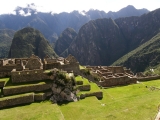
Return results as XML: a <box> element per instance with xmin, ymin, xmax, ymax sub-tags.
<box><xmin>0</xmin><ymin>0</ymin><xmax>159</xmax><ymax>15</ymax></box>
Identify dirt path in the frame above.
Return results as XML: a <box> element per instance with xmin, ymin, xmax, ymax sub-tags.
<box><xmin>155</xmin><ymin>110</ymin><xmax>160</xmax><ymax>120</ymax></box>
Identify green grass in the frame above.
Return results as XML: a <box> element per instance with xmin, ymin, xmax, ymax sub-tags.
<box><xmin>0</xmin><ymin>93</ymin><xmax>34</xmax><ymax>101</ymax></box>
<box><xmin>0</xmin><ymin>77</ymin><xmax>10</xmax><ymax>86</ymax></box>
<box><xmin>1</xmin><ymin>79</ymin><xmax>160</xmax><ymax>119</ymax></box>
<box><xmin>75</xmin><ymin>76</ymin><xmax>89</xmax><ymax>85</ymax></box>
<box><xmin>79</xmin><ymin>65</ymin><xmax>85</xmax><ymax>70</ymax></box>
<box><xmin>0</xmin><ymin>101</ymin><xmax>64</xmax><ymax>120</ymax></box>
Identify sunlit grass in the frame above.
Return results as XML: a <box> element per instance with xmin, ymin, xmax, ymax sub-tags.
<box><xmin>1</xmin><ymin>79</ymin><xmax>160</xmax><ymax>119</ymax></box>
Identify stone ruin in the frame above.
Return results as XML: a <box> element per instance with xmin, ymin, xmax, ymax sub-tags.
<box><xmin>86</xmin><ymin>66</ymin><xmax>137</xmax><ymax>87</ymax></box>
<box><xmin>0</xmin><ymin>54</ymin><xmax>80</xmax><ymax>109</ymax></box>
<box><xmin>1</xmin><ymin>54</ymin><xmax>159</xmax><ymax>109</ymax></box>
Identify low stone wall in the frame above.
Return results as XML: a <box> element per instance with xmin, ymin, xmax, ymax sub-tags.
<box><xmin>0</xmin><ymin>93</ymin><xmax>34</xmax><ymax>109</ymax></box>
<box><xmin>99</xmin><ymin>76</ymin><xmax>137</xmax><ymax>87</ymax></box>
<box><xmin>80</xmin><ymin>91</ymin><xmax>103</xmax><ymax>99</ymax></box>
<box><xmin>137</xmin><ymin>76</ymin><xmax>160</xmax><ymax>81</ymax></box>
<box><xmin>3</xmin><ymin>83</ymin><xmax>52</xmax><ymax>96</ymax></box>
<box><xmin>76</xmin><ymin>81</ymin><xmax>83</xmax><ymax>85</ymax></box>
<box><xmin>34</xmin><ymin>91</ymin><xmax>52</xmax><ymax>101</ymax></box>
<box><xmin>11</xmin><ymin>70</ymin><xmax>50</xmax><ymax>83</ymax></box>
<box><xmin>77</xmin><ymin>85</ymin><xmax>90</xmax><ymax>91</ymax></box>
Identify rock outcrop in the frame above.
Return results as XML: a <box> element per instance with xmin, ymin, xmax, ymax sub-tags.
<box><xmin>49</xmin><ymin>69</ymin><xmax>77</xmax><ymax>103</ymax></box>
<box><xmin>55</xmin><ymin>28</ymin><xmax>77</xmax><ymax>55</ymax></box>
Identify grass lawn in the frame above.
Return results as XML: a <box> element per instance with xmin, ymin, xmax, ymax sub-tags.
<box><xmin>1</xmin><ymin>79</ymin><xmax>160</xmax><ymax>119</ymax></box>
<box><xmin>0</xmin><ymin>101</ymin><xmax>64</xmax><ymax>120</ymax></box>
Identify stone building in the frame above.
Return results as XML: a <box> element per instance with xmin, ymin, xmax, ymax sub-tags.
<box><xmin>86</xmin><ymin>66</ymin><xmax>136</xmax><ymax>87</ymax></box>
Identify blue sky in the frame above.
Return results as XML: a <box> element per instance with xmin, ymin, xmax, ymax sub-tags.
<box><xmin>0</xmin><ymin>0</ymin><xmax>159</xmax><ymax>14</ymax></box>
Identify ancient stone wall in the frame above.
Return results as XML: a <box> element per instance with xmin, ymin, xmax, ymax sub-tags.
<box><xmin>11</xmin><ymin>69</ymin><xmax>50</xmax><ymax>83</ymax></box>
<box><xmin>3</xmin><ymin>83</ymin><xmax>52</xmax><ymax>96</ymax></box>
<box><xmin>137</xmin><ymin>75</ymin><xmax>160</xmax><ymax>81</ymax></box>
<box><xmin>99</xmin><ymin>76</ymin><xmax>137</xmax><ymax>87</ymax></box>
<box><xmin>0</xmin><ymin>93</ymin><xmax>34</xmax><ymax>109</ymax></box>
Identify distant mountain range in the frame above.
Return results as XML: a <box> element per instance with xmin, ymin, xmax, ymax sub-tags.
<box><xmin>2</xmin><ymin>5</ymin><xmax>160</xmax><ymax>73</ymax></box>
<box><xmin>0</xmin><ymin>5</ymin><xmax>149</xmax><ymax>43</ymax></box>
<box><xmin>57</xmin><ymin>8</ymin><xmax>160</xmax><ymax>73</ymax></box>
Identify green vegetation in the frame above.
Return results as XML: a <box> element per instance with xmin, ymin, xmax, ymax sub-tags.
<box><xmin>0</xmin><ymin>93</ymin><xmax>33</xmax><ymax>101</ymax></box>
<box><xmin>9</xmin><ymin>27</ymin><xmax>58</xmax><ymax>59</ymax></box>
<box><xmin>1</xmin><ymin>79</ymin><xmax>160</xmax><ymax>119</ymax></box>
<box><xmin>0</xmin><ymin>101</ymin><xmax>63</xmax><ymax>120</ymax></box>
<box><xmin>112</xmin><ymin>32</ymin><xmax>160</xmax><ymax>73</ymax></box>
<box><xmin>75</xmin><ymin>75</ymin><xmax>89</xmax><ymax>85</ymax></box>
<box><xmin>0</xmin><ymin>29</ymin><xmax>15</xmax><ymax>58</ymax></box>
<box><xmin>79</xmin><ymin>65</ymin><xmax>85</xmax><ymax>70</ymax></box>
<box><xmin>0</xmin><ymin>77</ymin><xmax>10</xmax><ymax>86</ymax></box>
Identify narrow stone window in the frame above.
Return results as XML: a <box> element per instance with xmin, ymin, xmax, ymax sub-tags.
<box><xmin>19</xmin><ymin>72</ymin><xmax>20</xmax><ymax>75</ymax></box>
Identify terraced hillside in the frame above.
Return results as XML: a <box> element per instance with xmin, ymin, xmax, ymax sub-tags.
<box><xmin>1</xmin><ymin>77</ymin><xmax>160</xmax><ymax>119</ymax></box>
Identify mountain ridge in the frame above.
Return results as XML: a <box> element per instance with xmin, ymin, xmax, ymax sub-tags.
<box><xmin>0</xmin><ymin>5</ymin><xmax>149</xmax><ymax>42</ymax></box>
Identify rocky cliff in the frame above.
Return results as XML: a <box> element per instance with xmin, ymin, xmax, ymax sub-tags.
<box><xmin>60</xmin><ymin>8</ymin><xmax>160</xmax><ymax>67</ymax></box>
<box><xmin>8</xmin><ymin>27</ymin><xmax>57</xmax><ymax>59</ymax></box>
<box><xmin>112</xmin><ymin>32</ymin><xmax>160</xmax><ymax>73</ymax></box>
<box><xmin>0</xmin><ymin>29</ymin><xmax>15</xmax><ymax>58</ymax></box>
<box><xmin>55</xmin><ymin>28</ymin><xmax>77</xmax><ymax>55</ymax></box>
<box><xmin>62</xmin><ymin>18</ymin><xmax>126</xmax><ymax>65</ymax></box>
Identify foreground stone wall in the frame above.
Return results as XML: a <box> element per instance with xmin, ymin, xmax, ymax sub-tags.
<box><xmin>3</xmin><ymin>83</ymin><xmax>52</xmax><ymax>96</ymax></box>
<box><xmin>0</xmin><ymin>93</ymin><xmax>34</xmax><ymax>109</ymax></box>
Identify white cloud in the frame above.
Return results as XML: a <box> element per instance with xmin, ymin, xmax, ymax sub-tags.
<box><xmin>0</xmin><ymin>0</ymin><xmax>159</xmax><ymax>15</ymax></box>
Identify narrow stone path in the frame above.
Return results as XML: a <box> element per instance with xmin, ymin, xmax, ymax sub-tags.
<box><xmin>155</xmin><ymin>110</ymin><xmax>160</xmax><ymax>120</ymax></box>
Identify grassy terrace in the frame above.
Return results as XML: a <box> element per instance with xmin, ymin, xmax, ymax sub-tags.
<box><xmin>1</xmin><ymin>79</ymin><xmax>160</xmax><ymax>119</ymax></box>
<box><xmin>75</xmin><ymin>75</ymin><xmax>89</xmax><ymax>85</ymax></box>
<box><xmin>0</xmin><ymin>93</ymin><xmax>34</xmax><ymax>101</ymax></box>
<box><xmin>0</xmin><ymin>77</ymin><xmax>10</xmax><ymax>86</ymax></box>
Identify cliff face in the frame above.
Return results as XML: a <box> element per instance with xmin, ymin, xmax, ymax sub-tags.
<box><xmin>62</xmin><ymin>18</ymin><xmax>126</xmax><ymax>65</ymax></box>
<box><xmin>8</xmin><ymin>27</ymin><xmax>57</xmax><ymax>59</ymax></box>
<box><xmin>60</xmin><ymin>8</ymin><xmax>160</xmax><ymax>67</ymax></box>
<box><xmin>115</xmin><ymin>8</ymin><xmax>160</xmax><ymax>51</ymax></box>
<box><xmin>112</xmin><ymin>33</ymin><xmax>160</xmax><ymax>73</ymax></box>
<box><xmin>55</xmin><ymin>28</ymin><xmax>77</xmax><ymax>55</ymax></box>
<box><xmin>0</xmin><ymin>29</ymin><xmax>15</xmax><ymax>58</ymax></box>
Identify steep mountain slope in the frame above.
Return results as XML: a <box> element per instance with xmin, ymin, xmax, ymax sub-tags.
<box><xmin>8</xmin><ymin>27</ymin><xmax>57</xmax><ymax>59</ymax></box>
<box><xmin>0</xmin><ymin>5</ymin><xmax>149</xmax><ymax>42</ymax></box>
<box><xmin>61</xmin><ymin>8</ymin><xmax>160</xmax><ymax>67</ymax></box>
<box><xmin>0</xmin><ymin>29</ymin><xmax>15</xmax><ymax>58</ymax></box>
<box><xmin>54</xmin><ymin>28</ymin><xmax>77</xmax><ymax>55</ymax></box>
<box><xmin>112</xmin><ymin>32</ymin><xmax>160</xmax><ymax>73</ymax></box>
<box><xmin>62</xmin><ymin>18</ymin><xmax>126</xmax><ymax>65</ymax></box>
